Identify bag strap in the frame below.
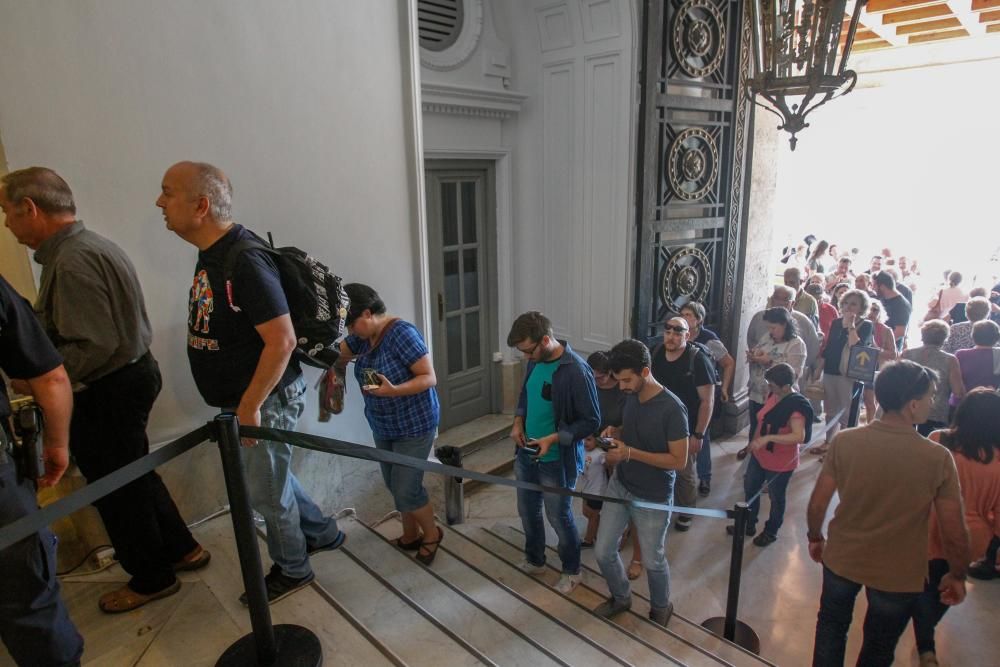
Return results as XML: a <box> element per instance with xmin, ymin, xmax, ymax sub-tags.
<box><xmin>365</xmin><ymin>318</ymin><xmax>401</xmax><ymax>355</ymax></box>
<box><xmin>222</xmin><ymin>235</ymin><xmax>277</xmax><ymax>312</ymax></box>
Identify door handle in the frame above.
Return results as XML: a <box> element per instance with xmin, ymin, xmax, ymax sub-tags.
<box><xmin>437</xmin><ymin>293</ymin><xmax>444</xmax><ymax>322</ymax></box>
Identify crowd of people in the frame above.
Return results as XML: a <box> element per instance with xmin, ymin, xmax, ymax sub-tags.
<box><xmin>1</xmin><ymin>169</ymin><xmax>998</xmax><ymax>667</ymax></box>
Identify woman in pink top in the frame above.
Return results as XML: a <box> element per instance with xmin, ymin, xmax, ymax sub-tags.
<box><xmin>728</xmin><ymin>363</ymin><xmax>813</xmax><ymax>547</ymax></box>
<box><xmin>913</xmin><ymin>388</ymin><xmax>1000</xmax><ymax>666</ymax></box>
<box><xmin>932</xmin><ymin>271</ymin><xmax>967</xmax><ymax>320</ymax></box>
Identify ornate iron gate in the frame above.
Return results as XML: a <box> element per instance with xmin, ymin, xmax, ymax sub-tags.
<box><xmin>633</xmin><ymin>0</ymin><xmax>754</xmax><ymax>346</ymax></box>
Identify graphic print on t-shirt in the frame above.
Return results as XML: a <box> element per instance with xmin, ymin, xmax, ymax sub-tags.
<box><xmin>190</xmin><ymin>270</ymin><xmax>214</xmax><ymax>333</ymax></box>
<box><xmin>188</xmin><ymin>270</ymin><xmax>219</xmax><ymax>351</ymax></box>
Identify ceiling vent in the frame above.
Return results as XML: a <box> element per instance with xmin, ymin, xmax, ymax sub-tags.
<box><xmin>418</xmin><ymin>0</ymin><xmax>464</xmax><ymax>52</ymax></box>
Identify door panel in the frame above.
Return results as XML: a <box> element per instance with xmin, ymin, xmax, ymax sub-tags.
<box><xmin>427</xmin><ymin>169</ymin><xmax>493</xmax><ymax>430</ymax></box>
<box><xmin>633</xmin><ymin>0</ymin><xmax>753</xmax><ymax>348</ymax></box>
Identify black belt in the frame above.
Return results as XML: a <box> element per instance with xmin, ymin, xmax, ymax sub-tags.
<box><xmin>79</xmin><ymin>350</ymin><xmax>151</xmax><ymax>391</ymax></box>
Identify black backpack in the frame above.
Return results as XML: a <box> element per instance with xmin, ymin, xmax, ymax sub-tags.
<box><xmin>651</xmin><ymin>340</ymin><xmax>723</xmax><ymax>419</ymax></box>
<box><xmin>223</xmin><ymin>232</ymin><xmax>349</xmax><ymax>369</ymax></box>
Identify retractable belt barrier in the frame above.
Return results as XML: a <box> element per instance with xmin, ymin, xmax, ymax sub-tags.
<box><xmin>1</xmin><ymin>405</ymin><xmax>862</xmax><ymax>660</ymax></box>
<box><xmin>242</xmin><ymin>425</ymin><xmax>732</xmax><ymax>520</ymax></box>
<box><xmin>0</xmin><ymin>425</ymin><xmax>211</xmax><ymax>552</ymax></box>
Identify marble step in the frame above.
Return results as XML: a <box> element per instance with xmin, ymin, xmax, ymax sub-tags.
<box><xmin>309</xmin><ymin>537</ymin><xmax>485</xmax><ymax>667</ymax></box>
<box><xmin>337</xmin><ymin>515</ymin><xmax>568</xmax><ymax>667</ymax></box>
<box><xmin>192</xmin><ymin>515</ymin><xmax>402</xmax><ymax>667</ymax></box>
<box><xmin>488</xmin><ymin>523</ymin><xmax>776</xmax><ymax>667</ymax></box>
<box><xmin>434</xmin><ymin>413</ymin><xmax>511</xmax><ymax>457</ymax></box>
<box><xmin>458</xmin><ymin>437</ymin><xmax>517</xmax><ymax>494</ymax></box>
<box><xmin>369</xmin><ymin>517</ymin><xmax>664</xmax><ymax>667</ymax></box>
<box><xmin>456</xmin><ymin>524</ymin><xmax>737</xmax><ymax>667</ymax></box>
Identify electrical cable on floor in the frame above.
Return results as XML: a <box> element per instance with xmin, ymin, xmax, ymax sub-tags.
<box><xmin>186</xmin><ymin>505</ymin><xmax>231</xmax><ymax>529</ymax></box>
<box><xmin>57</xmin><ymin>544</ymin><xmax>114</xmax><ymax>577</ymax></box>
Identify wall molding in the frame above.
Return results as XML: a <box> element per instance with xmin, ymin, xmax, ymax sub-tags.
<box><xmin>421</xmin><ymin>82</ymin><xmax>527</xmax><ymax>119</ymax></box>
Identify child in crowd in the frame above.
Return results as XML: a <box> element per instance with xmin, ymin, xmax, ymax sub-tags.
<box><xmin>578</xmin><ymin>432</ymin><xmax>609</xmax><ymax>547</ymax></box>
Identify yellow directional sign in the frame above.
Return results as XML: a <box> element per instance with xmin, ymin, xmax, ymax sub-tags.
<box><xmin>847</xmin><ymin>345</ymin><xmax>879</xmax><ymax>383</ymax></box>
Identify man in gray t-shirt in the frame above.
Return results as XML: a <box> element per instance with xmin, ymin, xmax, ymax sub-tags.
<box><xmin>593</xmin><ymin>339</ymin><xmax>689</xmax><ymax>628</ymax></box>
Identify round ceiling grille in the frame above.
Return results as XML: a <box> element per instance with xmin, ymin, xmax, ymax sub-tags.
<box><xmin>418</xmin><ymin>0</ymin><xmax>465</xmax><ymax>52</ymax></box>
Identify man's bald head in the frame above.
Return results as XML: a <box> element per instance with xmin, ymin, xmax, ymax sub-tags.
<box><xmin>166</xmin><ymin>161</ymin><xmax>233</xmax><ymax>222</ymax></box>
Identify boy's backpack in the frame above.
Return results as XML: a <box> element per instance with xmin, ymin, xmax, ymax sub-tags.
<box><xmin>223</xmin><ymin>232</ymin><xmax>349</xmax><ymax>369</ymax></box>
<box><xmin>650</xmin><ymin>340</ymin><xmax>723</xmax><ymax>420</ymax></box>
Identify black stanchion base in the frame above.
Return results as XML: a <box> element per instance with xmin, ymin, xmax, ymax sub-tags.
<box><xmin>217</xmin><ymin>624</ymin><xmax>322</xmax><ymax>667</ymax></box>
<box><xmin>700</xmin><ymin>617</ymin><xmax>761</xmax><ymax>655</ymax></box>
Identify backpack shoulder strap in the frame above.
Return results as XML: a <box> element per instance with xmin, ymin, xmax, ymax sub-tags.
<box><xmin>221</xmin><ymin>235</ymin><xmax>276</xmax><ymax>312</ymax></box>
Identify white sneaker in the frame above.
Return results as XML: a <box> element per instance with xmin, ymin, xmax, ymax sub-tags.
<box><xmin>554</xmin><ymin>573</ymin><xmax>582</xmax><ymax>594</ymax></box>
<box><xmin>518</xmin><ymin>559</ymin><xmax>546</xmax><ymax>575</ymax></box>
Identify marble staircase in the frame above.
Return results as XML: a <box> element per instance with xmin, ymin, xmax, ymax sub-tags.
<box><xmin>342</xmin><ymin>513</ymin><xmax>775</xmax><ymax>666</ymax></box>
<box><xmin>433</xmin><ymin>414</ymin><xmax>515</xmax><ymax>494</ymax></box>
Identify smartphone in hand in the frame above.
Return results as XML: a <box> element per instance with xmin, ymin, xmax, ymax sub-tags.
<box><xmin>523</xmin><ymin>439</ymin><xmax>541</xmax><ymax>457</ymax></box>
<box><xmin>595</xmin><ymin>437</ymin><xmax>617</xmax><ymax>452</ymax></box>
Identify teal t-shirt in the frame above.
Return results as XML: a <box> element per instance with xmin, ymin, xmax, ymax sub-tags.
<box><xmin>525</xmin><ymin>359</ymin><xmax>560</xmax><ymax>462</ymax></box>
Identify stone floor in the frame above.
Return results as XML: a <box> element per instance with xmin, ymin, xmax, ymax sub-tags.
<box><xmin>1</xmin><ymin>429</ymin><xmax>998</xmax><ymax>666</ymax></box>
<box><xmin>465</xmin><ymin>431</ymin><xmax>1000</xmax><ymax>666</ymax></box>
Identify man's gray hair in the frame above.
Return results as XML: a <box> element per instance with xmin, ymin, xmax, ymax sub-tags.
<box><xmin>1</xmin><ymin>167</ymin><xmax>76</xmax><ymax>215</ymax></box>
<box><xmin>772</xmin><ymin>285</ymin><xmax>795</xmax><ymax>301</ymax></box>
<box><xmin>190</xmin><ymin>162</ymin><xmax>233</xmax><ymax>221</ymax></box>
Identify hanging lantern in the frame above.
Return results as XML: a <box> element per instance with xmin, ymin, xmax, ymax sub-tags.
<box><xmin>747</xmin><ymin>0</ymin><xmax>867</xmax><ymax>150</ymax></box>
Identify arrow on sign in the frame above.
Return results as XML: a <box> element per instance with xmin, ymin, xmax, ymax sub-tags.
<box><xmin>856</xmin><ymin>350</ymin><xmax>871</xmax><ymax>366</ymax></box>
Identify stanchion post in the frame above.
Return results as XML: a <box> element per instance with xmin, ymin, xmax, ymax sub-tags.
<box><xmin>701</xmin><ymin>502</ymin><xmax>761</xmax><ymax>654</ymax></box>
<box><xmin>848</xmin><ymin>380</ymin><xmax>864</xmax><ymax>427</ymax></box>
<box><xmin>214</xmin><ymin>414</ymin><xmax>322</xmax><ymax>667</ymax></box>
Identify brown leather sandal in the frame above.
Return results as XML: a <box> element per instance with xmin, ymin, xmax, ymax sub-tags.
<box><xmin>173</xmin><ymin>545</ymin><xmax>212</xmax><ymax>572</ymax></box>
<box><xmin>416</xmin><ymin>527</ymin><xmax>443</xmax><ymax>565</ymax></box>
<box><xmin>99</xmin><ymin>580</ymin><xmax>181</xmax><ymax>614</ymax></box>
<box><xmin>393</xmin><ymin>535</ymin><xmax>423</xmax><ymax>551</ymax></box>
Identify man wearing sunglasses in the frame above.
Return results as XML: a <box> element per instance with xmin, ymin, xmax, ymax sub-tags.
<box><xmin>650</xmin><ymin>316</ymin><xmax>715</xmax><ymax>532</ymax></box>
<box><xmin>507</xmin><ymin>311</ymin><xmax>600</xmax><ymax>595</ymax></box>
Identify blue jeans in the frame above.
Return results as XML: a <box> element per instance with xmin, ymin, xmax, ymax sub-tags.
<box><xmin>0</xmin><ymin>457</ymin><xmax>84</xmax><ymax>666</ymax></box>
<box><xmin>912</xmin><ymin>559</ymin><xmax>949</xmax><ymax>655</ymax></box>
<box><xmin>813</xmin><ymin>565</ymin><xmax>919</xmax><ymax>667</ymax></box>
<box><xmin>514</xmin><ymin>448</ymin><xmax>580</xmax><ymax>575</ymax></box>
<box><xmin>373</xmin><ymin>431</ymin><xmax>435</xmax><ymax>512</ymax></box>
<box><xmin>696</xmin><ymin>434</ymin><xmax>711</xmax><ymax>482</ymax></box>
<box><xmin>241</xmin><ymin>377</ymin><xmax>340</xmax><ymax>579</ymax></box>
<box><xmin>744</xmin><ymin>457</ymin><xmax>793</xmax><ymax>537</ymax></box>
<box><xmin>594</xmin><ymin>475</ymin><xmax>672</xmax><ymax>610</ymax></box>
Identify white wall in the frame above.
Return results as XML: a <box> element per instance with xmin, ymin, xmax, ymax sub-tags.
<box><xmin>507</xmin><ymin>0</ymin><xmax>636</xmax><ymax>353</ymax></box>
<box><xmin>0</xmin><ymin>1</ymin><xmax>425</xmax><ymax>518</ymax></box>
<box><xmin>421</xmin><ymin>0</ymin><xmax>637</xmax><ymax>360</ymax></box>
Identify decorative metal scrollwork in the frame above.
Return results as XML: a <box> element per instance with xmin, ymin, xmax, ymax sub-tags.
<box><xmin>668</xmin><ymin>127</ymin><xmax>718</xmax><ymax>201</ymax></box>
<box><xmin>661</xmin><ymin>247</ymin><xmax>711</xmax><ymax>311</ymax></box>
<box><xmin>672</xmin><ymin>0</ymin><xmax>726</xmax><ymax>79</ymax></box>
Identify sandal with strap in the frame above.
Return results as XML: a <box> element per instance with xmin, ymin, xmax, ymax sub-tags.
<box><xmin>627</xmin><ymin>559</ymin><xmax>643</xmax><ymax>580</ymax></box>
<box><xmin>393</xmin><ymin>535</ymin><xmax>423</xmax><ymax>551</ymax></box>
<box><xmin>173</xmin><ymin>545</ymin><xmax>211</xmax><ymax>572</ymax></box>
<box><xmin>99</xmin><ymin>580</ymin><xmax>181</xmax><ymax>614</ymax></box>
<box><xmin>416</xmin><ymin>527</ymin><xmax>443</xmax><ymax>565</ymax></box>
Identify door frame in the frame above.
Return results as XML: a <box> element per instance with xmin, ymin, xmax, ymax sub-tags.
<box><xmin>425</xmin><ymin>157</ymin><xmax>503</xmax><ymax>423</ymax></box>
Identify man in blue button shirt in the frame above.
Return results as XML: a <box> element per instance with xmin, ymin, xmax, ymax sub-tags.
<box><xmin>507</xmin><ymin>312</ymin><xmax>599</xmax><ymax>595</ymax></box>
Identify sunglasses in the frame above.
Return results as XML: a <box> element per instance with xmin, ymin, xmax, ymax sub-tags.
<box><xmin>663</xmin><ymin>324</ymin><xmax>689</xmax><ymax>334</ymax></box>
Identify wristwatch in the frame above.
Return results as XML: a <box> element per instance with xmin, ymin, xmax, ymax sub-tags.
<box><xmin>692</xmin><ymin>431</ymin><xmax>704</xmax><ymax>439</ymax></box>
